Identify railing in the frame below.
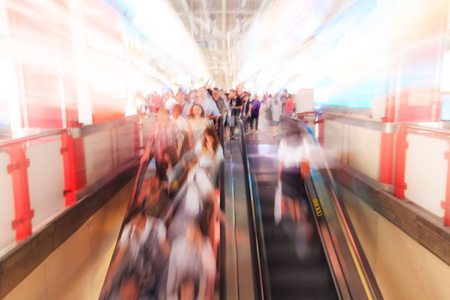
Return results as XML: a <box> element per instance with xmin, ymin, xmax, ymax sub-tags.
<box><xmin>394</xmin><ymin>124</ymin><xmax>450</xmax><ymax>226</ymax></box>
<box><xmin>280</xmin><ymin>116</ymin><xmax>383</xmax><ymax>299</ymax></box>
<box><xmin>0</xmin><ymin>114</ymin><xmax>155</xmax><ymax>255</ymax></box>
<box><xmin>320</xmin><ymin>111</ymin><xmax>450</xmax><ymax>226</ymax></box>
<box><xmin>292</xmin><ymin>111</ymin><xmax>323</xmax><ymax>144</ymax></box>
<box><xmin>238</xmin><ymin>119</ymin><xmax>271</xmax><ymax>300</ymax></box>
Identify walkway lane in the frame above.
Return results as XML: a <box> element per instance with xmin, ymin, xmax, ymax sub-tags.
<box><xmin>244</xmin><ymin>113</ymin><xmax>338</xmax><ymax>300</ymax></box>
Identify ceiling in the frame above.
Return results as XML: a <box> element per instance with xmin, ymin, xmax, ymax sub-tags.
<box><xmin>108</xmin><ymin>0</ymin><xmax>354</xmax><ymax>91</ymax></box>
<box><xmin>167</xmin><ymin>0</ymin><xmax>272</xmax><ymax>89</ymax></box>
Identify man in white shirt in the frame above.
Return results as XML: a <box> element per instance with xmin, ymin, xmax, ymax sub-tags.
<box><xmin>170</xmin><ymin>104</ymin><xmax>188</xmax><ymax>133</ymax></box>
<box><xmin>197</xmin><ymin>87</ymin><xmax>220</xmax><ymax>127</ymax></box>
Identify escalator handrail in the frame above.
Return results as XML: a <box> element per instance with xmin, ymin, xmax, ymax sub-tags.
<box><xmin>238</xmin><ymin>119</ymin><xmax>271</xmax><ymax>300</ymax></box>
<box><xmin>281</xmin><ymin>115</ymin><xmax>383</xmax><ymax>300</ymax></box>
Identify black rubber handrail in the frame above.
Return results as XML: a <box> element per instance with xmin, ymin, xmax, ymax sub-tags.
<box><xmin>238</xmin><ymin>119</ymin><xmax>271</xmax><ymax>300</ymax></box>
<box><xmin>218</xmin><ymin>116</ymin><xmax>226</xmax><ymax>300</ymax></box>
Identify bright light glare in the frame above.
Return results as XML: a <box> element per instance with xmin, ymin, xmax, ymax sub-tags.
<box><xmin>441</xmin><ymin>52</ymin><xmax>450</xmax><ymax>92</ymax></box>
<box><xmin>0</xmin><ymin>58</ymin><xmax>20</xmax><ymax>129</ymax></box>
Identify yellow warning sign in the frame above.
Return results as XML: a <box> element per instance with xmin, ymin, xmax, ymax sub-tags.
<box><xmin>312</xmin><ymin>198</ymin><xmax>323</xmax><ymax>217</ymax></box>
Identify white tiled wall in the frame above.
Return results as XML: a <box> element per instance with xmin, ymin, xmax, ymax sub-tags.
<box><xmin>404</xmin><ymin>134</ymin><xmax>447</xmax><ymax>217</ymax></box>
<box><xmin>341</xmin><ymin>187</ymin><xmax>450</xmax><ymax>300</ymax></box>
<box><xmin>0</xmin><ymin>151</ymin><xmax>16</xmax><ymax>252</ymax></box>
<box><xmin>27</xmin><ymin>140</ymin><xmax>65</xmax><ymax>228</ymax></box>
<box><xmin>4</xmin><ymin>181</ymin><xmax>133</xmax><ymax>300</ymax></box>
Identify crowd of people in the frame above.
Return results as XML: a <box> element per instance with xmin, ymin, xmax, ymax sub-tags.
<box><xmin>102</xmin><ymin>86</ymin><xmax>299</xmax><ymax>299</ymax></box>
<box><xmin>126</xmin><ymin>87</ymin><xmax>297</xmax><ymax>139</ymax></box>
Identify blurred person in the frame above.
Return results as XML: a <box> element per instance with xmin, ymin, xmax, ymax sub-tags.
<box><xmin>100</xmin><ymin>209</ymin><xmax>170</xmax><ymax>299</ymax></box>
<box><xmin>212</xmin><ymin>87</ymin><xmax>226</xmax><ymax>132</ymax></box>
<box><xmin>145</xmin><ymin>174</ymin><xmax>171</xmax><ymax>219</ymax></box>
<box><xmin>183</xmin><ymin>90</ymin><xmax>197</xmax><ymax>119</ymax></box>
<box><xmin>169</xmin><ymin>152</ymin><xmax>219</xmax><ymax>238</ymax></box>
<box><xmin>188</xmin><ymin>104</ymin><xmax>210</xmax><ymax>149</ymax></box>
<box><xmin>228</xmin><ymin>89</ymin><xmax>242</xmax><ymax>140</ymax></box>
<box><xmin>171</xmin><ymin>104</ymin><xmax>188</xmax><ymax>133</ymax></box>
<box><xmin>262</xmin><ymin>92</ymin><xmax>269</xmax><ymax>106</ymax></box>
<box><xmin>195</xmin><ymin>127</ymin><xmax>224</xmax><ymax>184</ymax></box>
<box><xmin>278</xmin><ymin>128</ymin><xmax>308</xmax><ymax>223</ymax></box>
<box><xmin>149</xmin><ymin>91</ymin><xmax>164</xmax><ymax>113</ymax></box>
<box><xmin>166</xmin><ymin>218</ymin><xmax>216</xmax><ymax>300</ymax></box>
<box><xmin>156</xmin><ymin>144</ymin><xmax>180</xmax><ymax>188</ymax></box>
<box><xmin>165</xmin><ymin>90</ymin><xmax>177</xmax><ymax>111</ymax></box>
<box><xmin>179</xmin><ymin>91</ymin><xmax>192</xmax><ymax>118</ymax></box>
<box><xmin>178</xmin><ymin>279</ymin><xmax>197</xmax><ymax>300</ymax></box>
<box><xmin>280</xmin><ymin>89</ymin><xmax>288</xmax><ymax>115</ymax></box>
<box><xmin>189</xmin><ymin>90</ymin><xmax>198</xmax><ymax>106</ymax></box>
<box><xmin>141</xmin><ymin>108</ymin><xmax>183</xmax><ymax>180</ymax></box>
<box><xmin>145</xmin><ymin>94</ymin><xmax>153</xmax><ymax>113</ymax></box>
<box><xmin>248</xmin><ymin>94</ymin><xmax>261</xmax><ymax>134</ymax></box>
<box><xmin>103</xmin><ymin>266</ymin><xmax>140</xmax><ymax>300</ymax></box>
<box><xmin>265</xmin><ymin>94</ymin><xmax>273</xmax><ymax>126</ymax></box>
<box><xmin>218</xmin><ymin>89</ymin><xmax>230</xmax><ymax>140</ymax></box>
<box><xmin>212</xmin><ymin>88</ymin><xmax>226</xmax><ymax>117</ymax></box>
<box><xmin>285</xmin><ymin>93</ymin><xmax>294</xmax><ymax>116</ymax></box>
<box><xmin>197</xmin><ymin>87</ymin><xmax>220</xmax><ymax>128</ymax></box>
<box><xmin>171</xmin><ymin>104</ymin><xmax>190</xmax><ymax>157</ymax></box>
<box><xmin>291</xmin><ymin>94</ymin><xmax>296</xmax><ymax>112</ymax></box>
<box><xmin>269</xmin><ymin>93</ymin><xmax>282</xmax><ymax>138</ymax></box>
<box><xmin>126</xmin><ymin>91</ymin><xmax>146</xmax><ymax>116</ymax></box>
<box><xmin>242</xmin><ymin>92</ymin><xmax>251</xmax><ymax>135</ymax></box>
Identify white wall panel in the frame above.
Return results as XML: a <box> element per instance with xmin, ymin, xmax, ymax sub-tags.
<box><xmin>4</xmin><ymin>181</ymin><xmax>132</xmax><ymax>300</ymax></box>
<box><xmin>27</xmin><ymin>140</ymin><xmax>65</xmax><ymax>228</ymax></box>
<box><xmin>348</xmin><ymin>126</ymin><xmax>381</xmax><ymax>181</ymax></box>
<box><xmin>0</xmin><ymin>151</ymin><xmax>16</xmax><ymax>252</ymax></box>
<box><xmin>323</xmin><ymin>120</ymin><xmax>344</xmax><ymax>162</ymax></box>
<box><xmin>404</xmin><ymin>135</ymin><xmax>447</xmax><ymax>217</ymax></box>
<box><xmin>83</xmin><ymin>131</ymin><xmax>113</xmax><ymax>186</ymax></box>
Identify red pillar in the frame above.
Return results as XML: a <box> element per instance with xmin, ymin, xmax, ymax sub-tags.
<box><xmin>393</xmin><ymin>126</ymin><xmax>408</xmax><ymax>199</ymax></box>
<box><xmin>380</xmin><ymin>87</ymin><xmax>396</xmax><ymax>184</ymax></box>
<box><xmin>61</xmin><ymin>132</ymin><xmax>77</xmax><ymax>207</ymax></box>
<box><xmin>379</xmin><ymin>132</ymin><xmax>394</xmax><ymax>184</ymax></box>
<box><xmin>8</xmin><ymin>144</ymin><xmax>34</xmax><ymax>241</ymax></box>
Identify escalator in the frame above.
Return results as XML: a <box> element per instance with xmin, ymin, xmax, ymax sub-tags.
<box><xmin>245</xmin><ymin>129</ymin><xmax>338</xmax><ymax>299</ymax></box>
<box><xmin>98</xmin><ymin>113</ymin><xmax>383</xmax><ymax>300</ymax></box>
<box><xmin>238</xmin><ymin>116</ymin><xmax>383</xmax><ymax>300</ymax></box>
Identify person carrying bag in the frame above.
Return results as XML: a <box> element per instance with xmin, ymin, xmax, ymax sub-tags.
<box><xmin>275</xmin><ymin>130</ymin><xmax>309</xmax><ymax>224</ymax></box>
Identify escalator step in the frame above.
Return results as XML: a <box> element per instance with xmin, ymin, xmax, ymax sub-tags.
<box><xmin>269</xmin><ymin>268</ymin><xmax>334</xmax><ymax>291</ymax></box>
<box><xmin>271</xmin><ymin>290</ymin><xmax>338</xmax><ymax>300</ymax></box>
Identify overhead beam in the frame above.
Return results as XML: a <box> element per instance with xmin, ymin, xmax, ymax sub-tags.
<box><xmin>177</xmin><ymin>10</ymin><xmax>259</xmax><ymax>16</ymax></box>
<box><xmin>176</xmin><ymin>0</ymin><xmax>194</xmax><ymax>36</ymax></box>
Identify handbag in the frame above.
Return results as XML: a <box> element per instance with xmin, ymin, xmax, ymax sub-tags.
<box><xmin>274</xmin><ymin>180</ymin><xmax>282</xmax><ymax>224</ymax></box>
